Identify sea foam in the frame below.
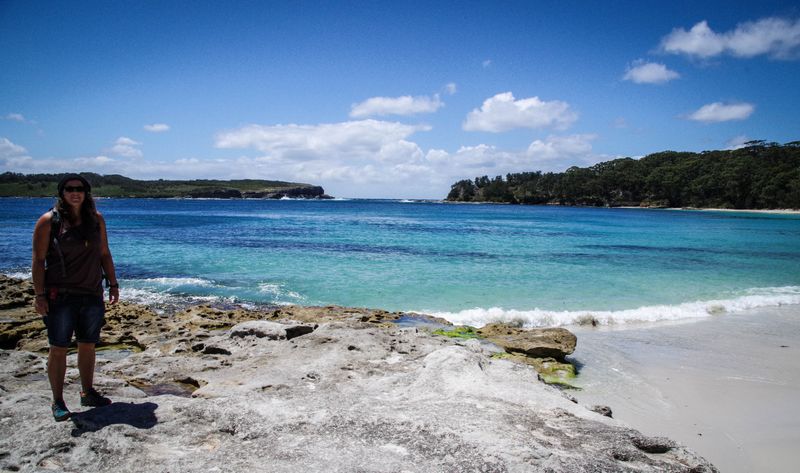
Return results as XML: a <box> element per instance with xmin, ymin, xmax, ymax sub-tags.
<box><xmin>424</xmin><ymin>286</ymin><xmax>800</xmax><ymax>328</ymax></box>
<box><xmin>135</xmin><ymin>277</ymin><xmax>215</xmax><ymax>288</ymax></box>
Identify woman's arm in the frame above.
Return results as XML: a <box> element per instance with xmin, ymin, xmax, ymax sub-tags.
<box><xmin>31</xmin><ymin>213</ymin><xmax>52</xmax><ymax>315</ymax></box>
<box><xmin>97</xmin><ymin>212</ymin><xmax>119</xmax><ymax>304</ymax></box>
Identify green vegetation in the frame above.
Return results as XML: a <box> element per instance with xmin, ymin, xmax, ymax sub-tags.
<box><xmin>0</xmin><ymin>172</ymin><xmax>327</xmax><ymax>198</ymax></box>
<box><xmin>447</xmin><ymin>141</ymin><xmax>800</xmax><ymax>209</ymax></box>
<box><xmin>432</xmin><ymin>326</ymin><xmax>480</xmax><ymax>339</ymax></box>
<box><xmin>491</xmin><ymin>352</ymin><xmax>580</xmax><ymax>389</ymax></box>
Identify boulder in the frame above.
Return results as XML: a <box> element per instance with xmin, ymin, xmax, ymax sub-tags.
<box><xmin>476</xmin><ymin>323</ymin><xmax>577</xmax><ymax>359</ymax></box>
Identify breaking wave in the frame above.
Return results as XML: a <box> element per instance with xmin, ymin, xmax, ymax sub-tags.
<box><xmin>424</xmin><ymin>286</ymin><xmax>800</xmax><ymax>328</ymax></box>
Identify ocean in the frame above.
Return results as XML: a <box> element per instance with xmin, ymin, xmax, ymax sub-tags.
<box><xmin>3</xmin><ymin>197</ymin><xmax>800</xmax><ymax>326</ymax></box>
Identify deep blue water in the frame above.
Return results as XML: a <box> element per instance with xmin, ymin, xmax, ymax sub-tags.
<box><xmin>3</xmin><ymin>198</ymin><xmax>800</xmax><ymax>326</ymax></box>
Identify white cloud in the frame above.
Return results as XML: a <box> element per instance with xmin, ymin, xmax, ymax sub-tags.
<box><xmin>213</xmin><ymin>119</ymin><xmax>439</xmax><ymax>196</ymax></box>
<box><xmin>215</xmin><ymin>120</ymin><xmax>429</xmax><ymax>156</ymax></box>
<box><xmin>109</xmin><ymin>136</ymin><xmax>143</xmax><ymax>158</ymax></box>
<box><xmin>661</xmin><ymin>17</ymin><xmax>800</xmax><ymax>59</ymax></box>
<box><xmin>427</xmin><ymin>134</ymin><xmax>605</xmax><ymax>177</ymax></box>
<box><xmin>0</xmin><ymin>138</ymin><xmax>83</xmax><ymax>172</ymax></box>
<box><xmin>349</xmin><ymin>95</ymin><xmax>443</xmax><ymax>118</ymax></box>
<box><xmin>115</xmin><ymin>137</ymin><xmax>138</xmax><ymax>145</ymax></box>
<box><xmin>3</xmin><ymin>113</ymin><xmax>37</xmax><ymax>125</ymax></box>
<box><xmin>623</xmin><ymin>61</ymin><xmax>680</xmax><ymax>84</ymax></box>
<box><xmin>144</xmin><ymin>123</ymin><xmax>170</xmax><ymax>132</ymax></box>
<box><xmin>526</xmin><ymin>134</ymin><xmax>597</xmax><ymax>162</ymax></box>
<box><xmin>687</xmin><ymin>102</ymin><xmax>755</xmax><ymax>123</ymax></box>
<box><xmin>463</xmin><ymin>92</ymin><xmax>578</xmax><ymax>132</ymax></box>
<box><xmin>482</xmin><ymin>59</ymin><xmax>492</xmax><ymax>68</ymax></box>
<box><xmin>212</xmin><ymin>119</ymin><xmax>605</xmax><ymax>196</ymax></box>
<box><xmin>74</xmin><ymin>155</ymin><xmax>114</xmax><ymax>166</ymax></box>
<box><xmin>2</xmin><ymin>121</ymin><xmax>609</xmax><ymax>199</ymax></box>
<box><xmin>0</xmin><ymin>137</ymin><xmax>28</xmax><ymax>157</ymax></box>
<box><xmin>725</xmin><ymin>135</ymin><xmax>750</xmax><ymax>150</ymax></box>
<box><xmin>444</xmin><ymin>83</ymin><xmax>457</xmax><ymax>95</ymax></box>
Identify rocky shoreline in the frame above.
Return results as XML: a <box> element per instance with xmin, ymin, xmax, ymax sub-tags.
<box><xmin>0</xmin><ymin>275</ymin><xmax>716</xmax><ymax>472</ymax></box>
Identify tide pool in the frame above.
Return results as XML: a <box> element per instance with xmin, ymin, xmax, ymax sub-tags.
<box><xmin>3</xmin><ymin>198</ymin><xmax>799</xmax><ymax>326</ymax></box>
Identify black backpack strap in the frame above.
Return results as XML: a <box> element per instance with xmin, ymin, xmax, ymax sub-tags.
<box><xmin>48</xmin><ymin>208</ymin><xmax>67</xmax><ymax>278</ymax></box>
<box><xmin>50</xmin><ymin>208</ymin><xmax>61</xmax><ymax>236</ymax></box>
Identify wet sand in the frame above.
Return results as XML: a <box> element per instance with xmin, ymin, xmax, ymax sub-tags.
<box><xmin>571</xmin><ymin>305</ymin><xmax>800</xmax><ymax>473</ymax></box>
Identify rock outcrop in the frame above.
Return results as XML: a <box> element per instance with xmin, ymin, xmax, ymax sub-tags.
<box><xmin>0</xmin><ymin>276</ymin><xmax>717</xmax><ymax>472</ymax></box>
<box><xmin>476</xmin><ymin>323</ymin><xmax>578</xmax><ymax>359</ymax></box>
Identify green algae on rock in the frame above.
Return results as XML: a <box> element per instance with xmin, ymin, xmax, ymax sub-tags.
<box><xmin>432</xmin><ymin>326</ymin><xmax>479</xmax><ymax>339</ymax></box>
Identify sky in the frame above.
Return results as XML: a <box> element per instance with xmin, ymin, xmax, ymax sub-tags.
<box><xmin>1</xmin><ymin>0</ymin><xmax>799</xmax><ymax>198</ymax></box>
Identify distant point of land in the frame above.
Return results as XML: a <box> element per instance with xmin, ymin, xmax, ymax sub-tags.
<box><xmin>0</xmin><ymin>172</ymin><xmax>332</xmax><ymax>199</ymax></box>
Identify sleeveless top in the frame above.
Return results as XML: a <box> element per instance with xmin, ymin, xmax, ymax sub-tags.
<box><xmin>44</xmin><ymin>218</ymin><xmax>104</xmax><ymax>296</ymax></box>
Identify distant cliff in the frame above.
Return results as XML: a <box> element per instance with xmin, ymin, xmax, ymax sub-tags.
<box><xmin>447</xmin><ymin>141</ymin><xmax>800</xmax><ymax>209</ymax></box>
<box><xmin>0</xmin><ymin>173</ymin><xmax>332</xmax><ymax>199</ymax></box>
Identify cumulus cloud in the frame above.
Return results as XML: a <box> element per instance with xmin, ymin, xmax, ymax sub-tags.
<box><xmin>216</xmin><ymin>120</ymin><xmax>429</xmax><ymax>156</ymax></box>
<box><xmin>426</xmin><ymin>134</ymin><xmax>605</xmax><ymax>177</ymax></box>
<box><xmin>463</xmin><ymin>92</ymin><xmax>578</xmax><ymax>132</ymax></box>
<box><xmin>687</xmin><ymin>102</ymin><xmax>755</xmax><ymax>123</ymax></box>
<box><xmin>212</xmin><ymin>119</ymin><xmax>608</xmax><ymax>196</ymax></box>
<box><xmin>109</xmin><ymin>136</ymin><xmax>143</xmax><ymax>158</ymax></box>
<box><xmin>212</xmin><ymin>119</ymin><xmax>440</xmax><ymax>195</ymax></box>
<box><xmin>144</xmin><ymin>123</ymin><xmax>170</xmax><ymax>132</ymax></box>
<box><xmin>74</xmin><ymin>155</ymin><xmax>114</xmax><ymax>166</ymax></box>
<box><xmin>661</xmin><ymin>17</ymin><xmax>800</xmax><ymax>59</ymax></box>
<box><xmin>623</xmin><ymin>61</ymin><xmax>680</xmax><ymax>84</ymax></box>
<box><xmin>526</xmin><ymin>134</ymin><xmax>597</xmax><ymax>162</ymax></box>
<box><xmin>349</xmin><ymin>95</ymin><xmax>443</xmax><ymax>118</ymax></box>
<box><xmin>0</xmin><ymin>137</ymin><xmax>28</xmax><ymax>157</ymax></box>
<box><xmin>444</xmin><ymin>83</ymin><xmax>457</xmax><ymax>95</ymax></box>
<box><xmin>2</xmin><ymin>120</ymin><xmax>610</xmax><ymax>199</ymax></box>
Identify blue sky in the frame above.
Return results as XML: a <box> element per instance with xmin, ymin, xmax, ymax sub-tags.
<box><xmin>1</xmin><ymin>1</ymin><xmax>799</xmax><ymax>198</ymax></box>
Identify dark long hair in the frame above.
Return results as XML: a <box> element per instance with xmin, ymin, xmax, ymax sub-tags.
<box><xmin>56</xmin><ymin>190</ymin><xmax>98</xmax><ymax>233</ymax></box>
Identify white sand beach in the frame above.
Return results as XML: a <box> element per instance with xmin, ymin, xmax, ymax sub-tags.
<box><xmin>670</xmin><ymin>208</ymin><xmax>800</xmax><ymax>215</ymax></box>
<box><xmin>571</xmin><ymin>305</ymin><xmax>800</xmax><ymax>473</ymax></box>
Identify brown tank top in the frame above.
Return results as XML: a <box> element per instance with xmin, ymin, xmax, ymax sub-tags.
<box><xmin>45</xmin><ymin>220</ymin><xmax>103</xmax><ymax>295</ymax></box>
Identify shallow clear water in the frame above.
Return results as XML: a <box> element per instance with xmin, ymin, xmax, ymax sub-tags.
<box><xmin>3</xmin><ymin>198</ymin><xmax>800</xmax><ymax>326</ymax></box>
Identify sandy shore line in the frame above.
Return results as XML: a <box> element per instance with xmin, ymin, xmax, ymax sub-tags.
<box><xmin>614</xmin><ymin>206</ymin><xmax>800</xmax><ymax>215</ymax></box>
<box><xmin>571</xmin><ymin>305</ymin><xmax>800</xmax><ymax>473</ymax></box>
<box><xmin>666</xmin><ymin>207</ymin><xmax>800</xmax><ymax>215</ymax></box>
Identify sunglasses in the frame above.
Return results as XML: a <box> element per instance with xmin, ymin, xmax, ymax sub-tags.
<box><xmin>63</xmin><ymin>186</ymin><xmax>85</xmax><ymax>193</ymax></box>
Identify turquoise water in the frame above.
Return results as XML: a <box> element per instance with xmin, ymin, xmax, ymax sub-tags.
<box><xmin>3</xmin><ymin>198</ymin><xmax>800</xmax><ymax>326</ymax></box>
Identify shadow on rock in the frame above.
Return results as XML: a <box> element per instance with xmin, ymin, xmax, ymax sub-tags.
<box><xmin>70</xmin><ymin>401</ymin><xmax>158</xmax><ymax>437</ymax></box>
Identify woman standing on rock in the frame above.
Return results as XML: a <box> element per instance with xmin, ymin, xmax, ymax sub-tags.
<box><xmin>31</xmin><ymin>174</ymin><xmax>119</xmax><ymax>421</ymax></box>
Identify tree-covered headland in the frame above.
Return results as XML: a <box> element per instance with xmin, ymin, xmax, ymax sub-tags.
<box><xmin>0</xmin><ymin>172</ymin><xmax>329</xmax><ymax>199</ymax></box>
<box><xmin>446</xmin><ymin>141</ymin><xmax>800</xmax><ymax>209</ymax></box>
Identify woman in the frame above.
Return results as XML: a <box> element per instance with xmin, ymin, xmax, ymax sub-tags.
<box><xmin>32</xmin><ymin>174</ymin><xmax>119</xmax><ymax>421</ymax></box>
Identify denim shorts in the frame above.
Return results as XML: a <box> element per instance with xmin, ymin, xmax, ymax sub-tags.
<box><xmin>43</xmin><ymin>294</ymin><xmax>106</xmax><ymax>347</ymax></box>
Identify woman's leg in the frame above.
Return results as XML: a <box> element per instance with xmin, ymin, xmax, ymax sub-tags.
<box><xmin>77</xmin><ymin>342</ymin><xmax>96</xmax><ymax>391</ymax></box>
<box><xmin>47</xmin><ymin>346</ymin><xmax>69</xmax><ymax>402</ymax></box>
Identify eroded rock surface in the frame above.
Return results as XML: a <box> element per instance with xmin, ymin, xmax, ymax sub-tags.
<box><xmin>477</xmin><ymin>323</ymin><xmax>578</xmax><ymax>359</ymax></box>
<box><xmin>0</xmin><ymin>276</ymin><xmax>716</xmax><ymax>472</ymax></box>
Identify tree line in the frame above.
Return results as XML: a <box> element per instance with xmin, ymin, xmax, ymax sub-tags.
<box><xmin>446</xmin><ymin>141</ymin><xmax>800</xmax><ymax>209</ymax></box>
<box><xmin>0</xmin><ymin>172</ymin><xmax>319</xmax><ymax>198</ymax></box>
